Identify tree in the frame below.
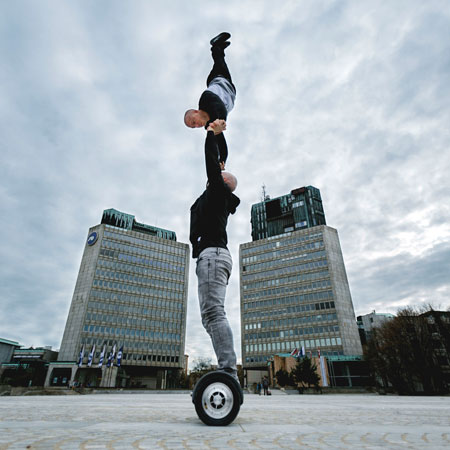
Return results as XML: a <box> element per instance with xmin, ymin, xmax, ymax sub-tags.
<box><xmin>166</xmin><ymin>369</ymin><xmax>189</xmax><ymax>389</ymax></box>
<box><xmin>192</xmin><ymin>357</ymin><xmax>213</xmax><ymax>373</ymax></box>
<box><xmin>364</xmin><ymin>306</ymin><xmax>449</xmax><ymax>394</ymax></box>
<box><xmin>188</xmin><ymin>357</ymin><xmax>214</xmax><ymax>388</ymax></box>
<box><xmin>275</xmin><ymin>369</ymin><xmax>294</xmax><ymax>387</ymax></box>
<box><xmin>291</xmin><ymin>357</ymin><xmax>320</xmax><ymax>390</ymax></box>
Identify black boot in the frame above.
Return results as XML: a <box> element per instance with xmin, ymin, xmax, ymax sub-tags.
<box><xmin>210</xmin><ymin>32</ymin><xmax>231</xmax><ymax>46</ymax></box>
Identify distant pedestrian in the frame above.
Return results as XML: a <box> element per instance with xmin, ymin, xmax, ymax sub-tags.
<box><xmin>256</xmin><ymin>382</ymin><xmax>262</xmax><ymax>395</ymax></box>
<box><xmin>262</xmin><ymin>377</ymin><xmax>269</xmax><ymax>396</ymax></box>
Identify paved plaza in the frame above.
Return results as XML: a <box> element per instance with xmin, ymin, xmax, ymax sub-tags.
<box><xmin>0</xmin><ymin>391</ymin><xmax>449</xmax><ymax>449</ymax></box>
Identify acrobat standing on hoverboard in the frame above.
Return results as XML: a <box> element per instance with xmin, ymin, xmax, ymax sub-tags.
<box><xmin>188</xmin><ymin>33</ymin><xmax>243</xmax><ymax>426</ymax></box>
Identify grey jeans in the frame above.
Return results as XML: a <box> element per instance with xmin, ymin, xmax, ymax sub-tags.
<box><xmin>196</xmin><ymin>247</ymin><xmax>237</xmax><ymax>376</ymax></box>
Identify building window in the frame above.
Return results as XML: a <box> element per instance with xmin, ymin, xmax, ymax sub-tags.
<box><xmin>295</xmin><ymin>221</ymin><xmax>307</xmax><ymax>228</ymax></box>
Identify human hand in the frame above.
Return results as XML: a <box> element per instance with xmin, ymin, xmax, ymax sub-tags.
<box><xmin>220</xmin><ymin>161</ymin><xmax>226</xmax><ymax>170</ymax></box>
<box><xmin>207</xmin><ymin>119</ymin><xmax>226</xmax><ymax>135</ymax></box>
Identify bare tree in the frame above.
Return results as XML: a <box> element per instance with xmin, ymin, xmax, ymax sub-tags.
<box><xmin>188</xmin><ymin>357</ymin><xmax>214</xmax><ymax>388</ymax></box>
<box><xmin>365</xmin><ymin>306</ymin><xmax>449</xmax><ymax>394</ymax></box>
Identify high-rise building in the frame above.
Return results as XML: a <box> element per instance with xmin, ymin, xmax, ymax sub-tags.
<box><xmin>46</xmin><ymin>209</ymin><xmax>189</xmax><ymax>389</ymax></box>
<box><xmin>240</xmin><ymin>186</ymin><xmax>361</xmax><ymax>385</ymax></box>
<box><xmin>251</xmin><ymin>186</ymin><xmax>326</xmax><ymax>241</ymax></box>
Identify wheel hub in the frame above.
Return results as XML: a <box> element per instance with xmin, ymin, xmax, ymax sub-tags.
<box><xmin>212</xmin><ymin>392</ymin><xmax>225</xmax><ymax>407</ymax></box>
<box><xmin>201</xmin><ymin>382</ymin><xmax>234</xmax><ymax>419</ymax></box>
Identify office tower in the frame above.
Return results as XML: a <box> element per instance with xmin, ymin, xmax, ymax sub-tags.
<box><xmin>50</xmin><ymin>209</ymin><xmax>189</xmax><ymax>389</ymax></box>
<box><xmin>240</xmin><ymin>187</ymin><xmax>362</xmax><ymax>384</ymax></box>
<box><xmin>251</xmin><ymin>186</ymin><xmax>326</xmax><ymax>241</ymax></box>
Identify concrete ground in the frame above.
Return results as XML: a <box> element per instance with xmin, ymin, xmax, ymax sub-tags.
<box><xmin>0</xmin><ymin>391</ymin><xmax>449</xmax><ymax>449</ymax></box>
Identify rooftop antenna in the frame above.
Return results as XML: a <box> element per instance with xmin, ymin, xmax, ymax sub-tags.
<box><xmin>261</xmin><ymin>183</ymin><xmax>270</xmax><ymax>202</ymax></box>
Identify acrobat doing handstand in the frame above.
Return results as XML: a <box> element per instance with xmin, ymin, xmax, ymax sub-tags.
<box><xmin>184</xmin><ymin>32</ymin><xmax>236</xmax><ymax>169</ymax></box>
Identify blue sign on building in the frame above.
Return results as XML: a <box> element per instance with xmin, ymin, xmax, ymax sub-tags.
<box><xmin>87</xmin><ymin>232</ymin><xmax>98</xmax><ymax>246</ymax></box>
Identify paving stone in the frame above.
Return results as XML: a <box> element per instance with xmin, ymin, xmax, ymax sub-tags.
<box><xmin>0</xmin><ymin>393</ymin><xmax>449</xmax><ymax>449</ymax></box>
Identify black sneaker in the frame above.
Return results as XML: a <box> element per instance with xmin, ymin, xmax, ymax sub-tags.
<box><xmin>210</xmin><ymin>32</ymin><xmax>231</xmax><ymax>46</ymax></box>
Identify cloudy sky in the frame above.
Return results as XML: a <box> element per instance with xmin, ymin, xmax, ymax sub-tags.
<box><xmin>1</xmin><ymin>1</ymin><xmax>450</xmax><ymax>365</ymax></box>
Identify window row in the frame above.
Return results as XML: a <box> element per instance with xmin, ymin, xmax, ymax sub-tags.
<box><xmin>241</xmin><ymin>231</ymin><xmax>323</xmax><ymax>257</ymax></box>
<box><xmin>242</xmin><ymin>258</ymin><xmax>328</xmax><ymax>282</ymax></box>
<box><xmin>244</xmin><ymin>303</ymin><xmax>336</xmax><ymax>322</ymax></box>
<box><xmin>93</xmin><ymin>278</ymin><xmax>184</xmax><ymax>301</ymax></box>
<box><xmin>121</xmin><ymin>353</ymin><xmax>179</xmax><ymax>363</ymax></box>
<box><xmin>98</xmin><ymin>258</ymin><xmax>185</xmax><ymax>282</ymax></box>
<box><xmin>244</xmin><ymin>323</ymin><xmax>339</xmax><ymax>340</ymax></box>
<box><xmin>243</xmin><ymin>250</ymin><xmax>326</xmax><ymax>273</ymax></box>
<box><xmin>245</xmin><ymin>337</ymin><xmax>342</xmax><ymax>354</ymax></box>
<box><xmin>86</xmin><ymin>311</ymin><xmax>181</xmax><ymax>327</ymax></box>
<box><xmin>243</xmin><ymin>269</ymin><xmax>329</xmax><ymax>294</ymax></box>
<box><xmin>103</xmin><ymin>239</ymin><xmax>185</xmax><ymax>265</ymax></box>
<box><xmin>245</xmin><ymin>312</ymin><xmax>338</xmax><ymax>330</ymax></box>
<box><xmin>89</xmin><ymin>295</ymin><xmax>184</xmax><ymax>316</ymax></box>
<box><xmin>99</xmin><ymin>249</ymin><xmax>185</xmax><ymax>274</ymax></box>
<box><xmin>242</xmin><ymin>240</ymin><xmax>323</xmax><ymax>265</ymax></box>
<box><xmin>83</xmin><ymin>324</ymin><xmax>181</xmax><ymax>341</ymax></box>
<box><xmin>244</xmin><ymin>291</ymin><xmax>334</xmax><ymax>313</ymax></box>
<box><xmin>95</xmin><ymin>268</ymin><xmax>184</xmax><ymax>292</ymax></box>
<box><xmin>245</xmin><ymin>350</ymin><xmax>344</xmax><ymax>364</ymax></box>
<box><xmin>104</xmin><ymin>230</ymin><xmax>186</xmax><ymax>256</ymax></box>
<box><xmin>81</xmin><ymin>337</ymin><xmax>181</xmax><ymax>352</ymax></box>
<box><xmin>244</xmin><ymin>280</ymin><xmax>332</xmax><ymax>305</ymax></box>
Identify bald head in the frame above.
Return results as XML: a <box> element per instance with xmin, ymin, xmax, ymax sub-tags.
<box><xmin>222</xmin><ymin>171</ymin><xmax>237</xmax><ymax>192</ymax></box>
<box><xmin>184</xmin><ymin>109</ymin><xmax>208</xmax><ymax>128</ymax></box>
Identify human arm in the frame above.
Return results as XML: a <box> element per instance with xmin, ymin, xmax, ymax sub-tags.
<box><xmin>204</xmin><ymin>130</ymin><xmax>224</xmax><ymax>186</ymax></box>
<box><xmin>207</xmin><ymin>119</ymin><xmax>228</xmax><ymax>165</ymax></box>
<box><xmin>207</xmin><ymin>120</ymin><xmax>227</xmax><ymax>168</ymax></box>
<box><xmin>216</xmin><ymin>132</ymin><xmax>228</xmax><ymax>168</ymax></box>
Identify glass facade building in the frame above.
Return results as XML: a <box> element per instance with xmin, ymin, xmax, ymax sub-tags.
<box><xmin>57</xmin><ymin>209</ymin><xmax>189</xmax><ymax>388</ymax></box>
<box><xmin>241</xmin><ymin>188</ymin><xmax>361</xmax><ymax>380</ymax></box>
<box><xmin>251</xmin><ymin>186</ymin><xmax>326</xmax><ymax>241</ymax></box>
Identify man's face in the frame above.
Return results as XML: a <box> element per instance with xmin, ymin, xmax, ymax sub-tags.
<box><xmin>184</xmin><ymin>110</ymin><xmax>205</xmax><ymax>128</ymax></box>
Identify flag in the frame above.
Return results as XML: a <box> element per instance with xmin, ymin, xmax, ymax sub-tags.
<box><xmin>301</xmin><ymin>346</ymin><xmax>306</xmax><ymax>357</ymax></box>
<box><xmin>87</xmin><ymin>344</ymin><xmax>96</xmax><ymax>367</ymax></box>
<box><xmin>320</xmin><ymin>356</ymin><xmax>328</xmax><ymax>387</ymax></box>
<box><xmin>116</xmin><ymin>346</ymin><xmax>123</xmax><ymax>367</ymax></box>
<box><xmin>78</xmin><ymin>345</ymin><xmax>85</xmax><ymax>367</ymax></box>
<box><xmin>107</xmin><ymin>344</ymin><xmax>116</xmax><ymax>367</ymax></box>
<box><xmin>98</xmin><ymin>344</ymin><xmax>106</xmax><ymax>368</ymax></box>
<box><xmin>290</xmin><ymin>348</ymin><xmax>299</xmax><ymax>357</ymax></box>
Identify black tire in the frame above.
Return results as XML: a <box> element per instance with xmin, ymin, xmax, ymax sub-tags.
<box><xmin>193</xmin><ymin>372</ymin><xmax>241</xmax><ymax>426</ymax></box>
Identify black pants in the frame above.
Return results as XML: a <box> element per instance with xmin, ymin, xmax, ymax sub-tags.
<box><xmin>206</xmin><ymin>47</ymin><xmax>235</xmax><ymax>90</ymax></box>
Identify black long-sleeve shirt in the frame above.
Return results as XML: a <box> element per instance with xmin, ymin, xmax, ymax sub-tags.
<box><xmin>199</xmin><ymin>90</ymin><xmax>228</xmax><ymax>163</ymax></box>
<box><xmin>189</xmin><ymin>131</ymin><xmax>240</xmax><ymax>258</ymax></box>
